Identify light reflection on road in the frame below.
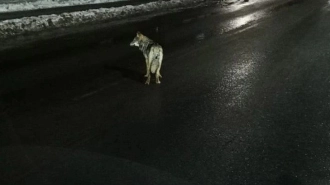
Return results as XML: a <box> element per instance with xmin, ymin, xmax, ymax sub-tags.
<box><xmin>218</xmin><ymin>52</ymin><xmax>264</xmax><ymax>108</ymax></box>
<box><xmin>224</xmin><ymin>59</ymin><xmax>256</xmax><ymax>107</ymax></box>
<box><xmin>219</xmin><ymin>10</ymin><xmax>266</xmax><ymax>34</ymax></box>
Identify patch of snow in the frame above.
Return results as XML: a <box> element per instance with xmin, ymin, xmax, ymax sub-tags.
<box><xmin>0</xmin><ymin>0</ymin><xmax>205</xmax><ymax>39</ymax></box>
<box><xmin>0</xmin><ymin>0</ymin><xmax>126</xmax><ymax>13</ymax></box>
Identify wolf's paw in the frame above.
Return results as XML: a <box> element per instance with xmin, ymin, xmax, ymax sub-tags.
<box><xmin>144</xmin><ymin>74</ymin><xmax>149</xmax><ymax>77</ymax></box>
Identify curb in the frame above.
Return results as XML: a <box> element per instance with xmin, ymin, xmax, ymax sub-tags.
<box><xmin>0</xmin><ymin>0</ymin><xmax>155</xmax><ymax>21</ymax></box>
<box><xmin>271</xmin><ymin>0</ymin><xmax>304</xmax><ymax>11</ymax></box>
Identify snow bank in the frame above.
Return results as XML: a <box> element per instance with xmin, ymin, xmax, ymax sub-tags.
<box><xmin>0</xmin><ymin>0</ymin><xmax>204</xmax><ymax>39</ymax></box>
<box><xmin>0</xmin><ymin>0</ymin><xmax>126</xmax><ymax>13</ymax></box>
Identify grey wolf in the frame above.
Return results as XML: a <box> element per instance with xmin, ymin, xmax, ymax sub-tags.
<box><xmin>130</xmin><ymin>31</ymin><xmax>163</xmax><ymax>85</ymax></box>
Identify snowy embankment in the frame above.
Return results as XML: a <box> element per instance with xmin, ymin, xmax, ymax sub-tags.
<box><xmin>0</xmin><ymin>0</ymin><xmax>126</xmax><ymax>13</ymax></box>
<box><xmin>0</xmin><ymin>0</ymin><xmax>204</xmax><ymax>39</ymax></box>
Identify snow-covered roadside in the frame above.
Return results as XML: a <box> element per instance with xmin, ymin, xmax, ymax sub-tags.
<box><xmin>0</xmin><ymin>0</ymin><xmax>205</xmax><ymax>39</ymax></box>
<box><xmin>0</xmin><ymin>0</ymin><xmax>126</xmax><ymax>13</ymax></box>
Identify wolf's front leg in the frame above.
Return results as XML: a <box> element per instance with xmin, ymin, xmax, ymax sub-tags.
<box><xmin>144</xmin><ymin>59</ymin><xmax>149</xmax><ymax>77</ymax></box>
<box><xmin>145</xmin><ymin>74</ymin><xmax>151</xmax><ymax>85</ymax></box>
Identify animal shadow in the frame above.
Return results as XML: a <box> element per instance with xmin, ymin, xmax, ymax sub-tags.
<box><xmin>277</xmin><ymin>174</ymin><xmax>303</xmax><ymax>185</ymax></box>
<box><xmin>104</xmin><ymin>65</ymin><xmax>144</xmax><ymax>83</ymax></box>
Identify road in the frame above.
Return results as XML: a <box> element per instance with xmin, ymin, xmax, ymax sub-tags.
<box><xmin>1</xmin><ymin>0</ymin><xmax>330</xmax><ymax>184</ymax></box>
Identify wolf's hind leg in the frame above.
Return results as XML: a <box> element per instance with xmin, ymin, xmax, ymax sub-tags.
<box><xmin>145</xmin><ymin>58</ymin><xmax>152</xmax><ymax>85</ymax></box>
<box><xmin>156</xmin><ymin>52</ymin><xmax>163</xmax><ymax>83</ymax></box>
<box><xmin>156</xmin><ymin>73</ymin><xmax>161</xmax><ymax>84</ymax></box>
<box><xmin>156</xmin><ymin>65</ymin><xmax>162</xmax><ymax>84</ymax></box>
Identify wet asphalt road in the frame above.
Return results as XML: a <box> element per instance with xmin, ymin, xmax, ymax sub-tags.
<box><xmin>1</xmin><ymin>0</ymin><xmax>330</xmax><ymax>184</ymax></box>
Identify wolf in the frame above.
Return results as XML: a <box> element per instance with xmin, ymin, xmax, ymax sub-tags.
<box><xmin>130</xmin><ymin>31</ymin><xmax>163</xmax><ymax>85</ymax></box>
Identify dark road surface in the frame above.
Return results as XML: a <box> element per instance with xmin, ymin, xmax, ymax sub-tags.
<box><xmin>1</xmin><ymin>0</ymin><xmax>330</xmax><ymax>184</ymax></box>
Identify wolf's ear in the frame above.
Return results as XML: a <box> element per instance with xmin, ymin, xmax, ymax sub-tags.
<box><xmin>137</xmin><ymin>31</ymin><xmax>142</xmax><ymax>36</ymax></box>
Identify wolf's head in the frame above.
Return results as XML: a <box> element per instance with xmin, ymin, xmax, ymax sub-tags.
<box><xmin>130</xmin><ymin>31</ymin><xmax>143</xmax><ymax>47</ymax></box>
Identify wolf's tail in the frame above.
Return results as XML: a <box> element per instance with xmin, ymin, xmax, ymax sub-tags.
<box><xmin>151</xmin><ymin>58</ymin><xmax>159</xmax><ymax>74</ymax></box>
<box><xmin>150</xmin><ymin>46</ymin><xmax>163</xmax><ymax>74</ymax></box>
